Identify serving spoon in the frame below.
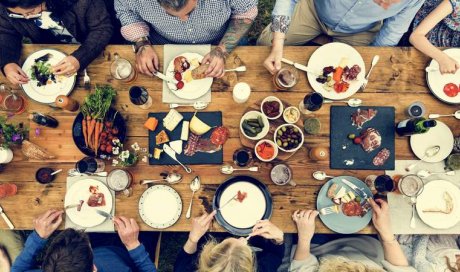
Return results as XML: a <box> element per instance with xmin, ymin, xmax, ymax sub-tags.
<box><xmin>323</xmin><ymin>98</ymin><xmax>362</xmax><ymax>107</ymax></box>
<box><xmin>405</xmin><ymin>145</ymin><xmax>441</xmax><ymax>172</ymax></box>
<box><xmin>428</xmin><ymin>110</ymin><xmax>460</xmax><ymax>120</ymax></box>
<box><xmin>169</xmin><ymin>101</ymin><xmax>209</xmax><ymax>110</ymax></box>
<box><xmin>140</xmin><ymin>172</ymin><xmax>183</xmax><ymax>185</ymax></box>
<box><xmin>220</xmin><ymin>164</ymin><xmax>259</xmax><ymax>175</ymax></box>
<box><xmin>312</xmin><ymin>171</ymin><xmax>335</xmax><ymax>181</ymax></box>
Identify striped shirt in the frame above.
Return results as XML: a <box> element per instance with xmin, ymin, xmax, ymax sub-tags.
<box><xmin>115</xmin><ymin>0</ymin><xmax>258</xmax><ymax>44</ymax></box>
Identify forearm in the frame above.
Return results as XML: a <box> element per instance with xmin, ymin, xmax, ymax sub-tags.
<box><xmin>380</xmin><ymin>235</ymin><xmax>409</xmax><ymax>266</ymax></box>
<box><xmin>409</xmin><ymin>34</ymin><xmax>447</xmax><ymax>61</ymax></box>
<box><xmin>271</xmin><ymin>32</ymin><xmax>286</xmax><ymax>51</ymax></box>
<box><xmin>128</xmin><ymin>244</ymin><xmax>157</xmax><ymax>272</ymax></box>
<box><xmin>218</xmin><ymin>18</ymin><xmax>254</xmax><ymax>55</ymax></box>
<box><xmin>11</xmin><ymin>231</ymin><xmax>47</xmax><ymax>272</ymax></box>
<box><xmin>183</xmin><ymin>238</ymin><xmax>198</xmax><ymax>254</ymax></box>
<box><xmin>293</xmin><ymin>238</ymin><xmax>311</xmax><ymax>261</ymax></box>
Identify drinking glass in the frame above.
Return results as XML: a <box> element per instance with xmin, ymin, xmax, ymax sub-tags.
<box><xmin>110</xmin><ymin>53</ymin><xmax>137</xmax><ymax>82</ymax></box>
<box><xmin>270</xmin><ymin>164</ymin><xmax>296</xmax><ymax>186</ymax></box>
<box><xmin>298</xmin><ymin>93</ymin><xmax>323</xmax><ymax>114</ymax></box>
<box><xmin>76</xmin><ymin>157</ymin><xmax>105</xmax><ymax>174</ymax></box>
<box><xmin>0</xmin><ymin>85</ymin><xmax>26</xmax><ymax>114</ymax></box>
<box><xmin>107</xmin><ymin>169</ymin><xmax>133</xmax><ymax>196</ymax></box>
<box><xmin>233</xmin><ymin>148</ymin><xmax>253</xmax><ymax>167</ymax></box>
<box><xmin>273</xmin><ymin>67</ymin><xmax>297</xmax><ymax>91</ymax></box>
<box><xmin>374</xmin><ymin>175</ymin><xmax>396</xmax><ymax>194</ymax></box>
<box><xmin>129</xmin><ymin>86</ymin><xmax>152</xmax><ymax>109</ymax></box>
<box><xmin>233</xmin><ymin>82</ymin><xmax>251</xmax><ymax>104</ymax></box>
<box><xmin>398</xmin><ymin>175</ymin><xmax>424</xmax><ymax>198</ymax></box>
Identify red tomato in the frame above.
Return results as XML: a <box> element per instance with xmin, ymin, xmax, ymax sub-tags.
<box><xmin>334</xmin><ymin>81</ymin><xmax>350</xmax><ymax>93</ymax></box>
<box><xmin>444</xmin><ymin>83</ymin><xmax>459</xmax><ymax>97</ymax></box>
<box><xmin>106</xmin><ymin>144</ymin><xmax>113</xmax><ymax>154</ymax></box>
<box><xmin>176</xmin><ymin>81</ymin><xmax>184</xmax><ymax>90</ymax></box>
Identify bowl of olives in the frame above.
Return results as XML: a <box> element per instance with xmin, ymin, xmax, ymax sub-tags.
<box><xmin>274</xmin><ymin>124</ymin><xmax>304</xmax><ymax>152</ymax></box>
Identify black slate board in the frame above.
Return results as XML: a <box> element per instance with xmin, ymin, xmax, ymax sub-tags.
<box><xmin>148</xmin><ymin>111</ymin><xmax>223</xmax><ymax>165</ymax></box>
<box><xmin>330</xmin><ymin>106</ymin><xmax>395</xmax><ymax>170</ymax></box>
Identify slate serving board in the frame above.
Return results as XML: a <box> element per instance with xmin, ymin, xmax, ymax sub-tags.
<box><xmin>148</xmin><ymin>111</ymin><xmax>223</xmax><ymax>165</ymax></box>
<box><xmin>330</xmin><ymin>106</ymin><xmax>395</xmax><ymax>170</ymax></box>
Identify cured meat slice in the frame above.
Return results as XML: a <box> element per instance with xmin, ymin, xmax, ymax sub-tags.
<box><xmin>342</xmin><ymin>201</ymin><xmax>364</xmax><ymax>217</ymax></box>
<box><xmin>210</xmin><ymin>126</ymin><xmax>229</xmax><ymax>146</ymax></box>
<box><xmin>351</xmin><ymin>109</ymin><xmax>378</xmax><ymax>129</ymax></box>
<box><xmin>87</xmin><ymin>186</ymin><xmax>106</xmax><ymax>207</ymax></box>
<box><xmin>373</xmin><ymin>148</ymin><xmax>390</xmax><ymax>166</ymax></box>
<box><xmin>184</xmin><ymin>133</ymin><xmax>222</xmax><ymax>156</ymax></box>
<box><xmin>236</xmin><ymin>190</ymin><xmax>247</xmax><ymax>203</ymax></box>
<box><xmin>184</xmin><ymin>133</ymin><xmax>200</xmax><ymax>156</ymax></box>
<box><xmin>360</xmin><ymin>128</ymin><xmax>381</xmax><ymax>153</ymax></box>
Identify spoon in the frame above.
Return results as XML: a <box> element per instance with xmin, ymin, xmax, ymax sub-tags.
<box><xmin>405</xmin><ymin>145</ymin><xmax>441</xmax><ymax>172</ymax></box>
<box><xmin>416</xmin><ymin>169</ymin><xmax>455</xmax><ymax>178</ymax></box>
<box><xmin>169</xmin><ymin>101</ymin><xmax>209</xmax><ymax>110</ymax></box>
<box><xmin>428</xmin><ymin>110</ymin><xmax>460</xmax><ymax>120</ymax></box>
<box><xmin>140</xmin><ymin>173</ymin><xmax>183</xmax><ymax>185</ymax></box>
<box><xmin>410</xmin><ymin>196</ymin><xmax>417</xmax><ymax>229</ymax></box>
<box><xmin>323</xmin><ymin>98</ymin><xmax>362</xmax><ymax>107</ymax></box>
<box><xmin>186</xmin><ymin>176</ymin><xmax>201</xmax><ymax>219</ymax></box>
<box><xmin>51</xmin><ymin>169</ymin><xmax>62</xmax><ymax>176</ymax></box>
<box><xmin>224</xmin><ymin>66</ymin><xmax>247</xmax><ymax>72</ymax></box>
<box><xmin>312</xmin><ymin>171</ymin><xmax>335</xmax><ymax>181</ymax></box>
<box><xmin>220</xmin><ymin>164</ymin><xmax>259</xmax><ymax>175</ymax></box>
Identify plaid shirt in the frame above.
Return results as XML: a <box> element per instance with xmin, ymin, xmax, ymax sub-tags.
<box><xmin>115</xmin><ymin>0</ymin><xmax>258</xmax><ymax>44</ymax></box>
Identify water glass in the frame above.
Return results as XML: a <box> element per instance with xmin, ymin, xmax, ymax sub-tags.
<box><xmin>110</xmin><ymin>53</ymin><xmax>137</xmax><ymax>82</ymax></box>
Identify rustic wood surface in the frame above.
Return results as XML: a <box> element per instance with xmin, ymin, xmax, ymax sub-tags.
<box><xmin>0</xmin><ymin>44</ymin><xmax>458</xmax><ymax>234</ymax></box>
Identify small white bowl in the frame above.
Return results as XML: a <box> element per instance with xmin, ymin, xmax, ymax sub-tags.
<box><xmin>254</xmin><ymin>139</ymin><xmax>278</xmax><ymax>162</ymax></box>
<box><xmin>274</xmin><ymin>124</ymin><xmax>305</xmax><ymax>153</ymax></box>
<box><xmin>261</xmin><ymin>96</ymin><xmax>283</xmax><ymax>120</ymax></box>
<box><xmin>283</xmin><ymin>106</ymin><xmax>300</xmax><ymax>124</ymax></box>
<box><xmin>240</xmin><ymin>111</ymin><xmax>270</xmax><ymax>140</ymax></box>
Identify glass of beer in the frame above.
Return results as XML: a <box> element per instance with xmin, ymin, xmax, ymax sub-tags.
<box><xmin>273</xmin><ymin>67</ymin><xmax>297</xmax><ymax>91</ymax></box>
<box><xmin>110</xmin><ymin>53</ymin><xmax>137</xmax><ymax>82</ymax></box>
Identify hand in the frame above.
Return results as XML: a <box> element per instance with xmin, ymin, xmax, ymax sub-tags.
<box><xmin>263</xmin><ymin>48</ymin><xmax>283</xmax><ymax>75</ymax></box>
<box><xmin>202</xmin><ymin>47</ymin><xmax>226</xmax><ymax>78</ymax></box>
<box><xmin>52</xmin><ymin>56</ymin><xmax>80</xmax><ymax>76</ymax></box>
<box><xmin>369</xmin><ymin>198</ymin><xmax>393</xmax><ymax>241</ymax></box>
<box><xmin>33</xmin><ymin>209</ymin><xmax>63</xmax><ymax>239</ymax></box>
<box><xmin>251</xmin><ymin>220</ymin><xmax>284</xmax><ymax>244</ymax></box>
<box><xmin>135</xmin><ymin>45</ymin><xmax>159</xmax><ymax>76</ymax></box>
<box><xmin>4</xmin><ymin>63</ymin><xmax>29</xmax><ymax>85</ymax></box>
<box><xmin>292</xmin><ymin>210</ymin><xmax>318</xmax><ymax>243</ymax></box>
<box><xmin>437</xmin><ymin>55</ymin><xmax>460</xmax><ymax>75</ymax></box>
<box><xmin>189</xmin><ymin>211</ymin><xmax>216</xmax><ymax>243</ymax></box>
<box><xmin>373</xmin><ymin>0</ymin><xmax>401</xmax><ymax>9</ymax></box>
<box><xmin>113</xmin><ymin>216</ymin><xmax>141</xmax><ymax>250</ymax></box>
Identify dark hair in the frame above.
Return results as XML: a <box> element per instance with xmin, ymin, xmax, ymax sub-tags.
<box><xmin>0</xmin><ymin>0</ymin><xmax>78</xmax><ymax>16</ymax></box>
<box><xmin>42</xmin><ymin>229</ymin><xmax>93</xmax><ymax>272</ymax></box>
<box><xmin>157</xmin><ymin>0</ymin><xmax>188</xmax><ymax>11</ymax></box>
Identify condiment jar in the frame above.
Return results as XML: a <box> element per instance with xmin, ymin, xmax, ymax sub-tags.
<box><xmin>55</xmin><ymin>95</ymin><xmax>79</xmax><ymax>112</ymax></box>
<box><xmin>309</xmin><ymin>147</ymin><xmax>329</xmax><ymax>161</ymax></box>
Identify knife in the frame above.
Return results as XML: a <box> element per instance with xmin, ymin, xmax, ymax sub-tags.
<box><xmin>154</xmin><ymin>71</ymin><xmax>178</xmax><ymax>84</ymax></box>
<box><xmin>163</xmin><ymin>144</ymin><xmax>192</xmax><ymax>173</ymax></box>
<box><xmin>95</xmin><ymin>209</ymin><xmax>113</xmax><ymax>220</ymax></box>
<box><xmin>341</xmin><ymin>179</ymin><xmax>370</xmax><ymax>202</ymax></box>
<box><xmin>0</xmin><ymin>204</ymin><xmax>14</xmax><ymax>229</ymax></box>
<box><xmin>281</xmin><ymin>58</ymin><xmax>320</xmax><ymax>76</ymax></box>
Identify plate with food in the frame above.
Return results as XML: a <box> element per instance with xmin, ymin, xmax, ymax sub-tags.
<box><xmin>213</xmin><ymin>175</ymin><xmax>273</xmax><ymax>236</ymax></box>
<box><xmin>139</xmin><ymin>185</ymin><xmax>182</xmax><ymax>229</ymax></box>
<box><xmin>21</xmin><ymin>49</ymin><xmax>76</xmax><ymax>104</ymax></box>
<box><xmin>307</xmin><ymin>42</ymin><xmax>365</xmax><ymax>100</ymax></box>
<box><xmin>165</xmin><ymin>53</ymin><xmax>213</xmax><ymax>100</ymax></box>
<box><xmin>410</xmin><ymin>121</ymin><xmax>453</xmax><ymax>163</ymax></box>
<box><xmin>64</xmin><ymin>178</ymin><xmax>113</xmax><ymax>228</ymax></box>
<box><xmin>317</xmin><ymin>176</ymin><xmax>373</xmax><ymax>234</ymax></box>
<box><xmin>240</xmin><ymin>111</ymin><xmax>270</xmax><ymax>140</ymax></box>
<box><xmin>426</xmin><ymin>48</ymin><xmax>460</xmax><ymax>104</ymax></box>
<box><xmin>416</xmin><ymin>180</ymin><xmax>460</xmax><ymax>229</ymax></box>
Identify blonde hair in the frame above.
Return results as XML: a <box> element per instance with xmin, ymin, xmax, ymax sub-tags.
<box><xmin>198</xmin><ymin>238</ymin><xmax>255</xmax><ymax>272</ymax></box>
<box><xmin>318</xmin><ymin>256</ymin><xmax>384</xmax><ymax>272</ymax></box>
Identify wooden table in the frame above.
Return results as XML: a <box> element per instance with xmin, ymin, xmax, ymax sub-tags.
<box><xmin>0</xmin><ymin>44</ymin><xmax>459</xmax><ymax>234</ymax></box>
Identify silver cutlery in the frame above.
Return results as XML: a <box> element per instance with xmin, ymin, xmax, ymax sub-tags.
<box><xmin>312</xmin><ymin>171</ymin><xmax>335</xmax><ymax>181</ymax></box>
<box><xmin>163</xmin><ymin>144</ymin><xmax>192</xmax><ymax>173</ymax></box>
<box><xmin>318</xmin><ymin>206</ymin><xmax>339</xmax><ymax>215</ymax></box>
<box><xmin>323</xmin><ymin>98</ymin><xmax>362</xmax><ymax>107</ymax></box>
<box><xmin>416</xmin><ymin>169</ymin><xmax>456</xmax><ymax>178</ymax></box>
<box><xmin>405</xmin><ymin>145</ymin><xmax>441</xmax><ymax>172</ymax></box>
<box><xmin>359</xmin><ymin>55</ymin><xmax>379</xmax><ymax>91</ymax></box>
<box><xmin>169</xmin><ymin>101</ymin><xmax>209</xmax><ymax>110</ymax></box>
<box><xmin>217</xmin><ymin>193</ymin><xmax>238</xmax><ymax>211</ymax></box>
<box><xmin>154</xmin><ymin>71</ymin><xmax>178</xmax><ymax>84</ymax></box>
<box><xmin>83</xmin><ymin>69</ymin><xmax>91</xmax><ymax>90</ymax></box>
<box><xmin>0</xmin><ymin>204</ymin><xmax>14</xmax><ymax>229</ymax></box>
<box><xmin>341</xmin><ymin>178</ymin><xmax>370</xmax><ymax>201</ymax></box>
<box><xmin>220</xmin><ymin>164</ymin><xmax>259</xmax><ymax>175</ymax></box>
<box><xmin>95</xmin><ymin>209</ymin><xmax>113</xmax><ymax>220</ymax></box>
<box><xmin>281</xmin><ymin>58</ymin><xmax>320</xmax><ymax>76</ymax></box>
<box><xmin>140</xmin><ymin>172</ymin><xmax>183</xmax><ymax>185</ymax></box>
<box><xmin>410</xmin><ymin>196</ymin><xmax>417</xmax><ymax>229</ymax></box>
<box><xmin>428</xmin><ymin>110</ymin><xmax>460</xmax><ymax>120</ymax></box>
<box><xmin>68</xmin><ymin>169</ymin><xmax>108</xmax><ymax>177</ymax></box>
<box><xmin>224</xmin><ymin>66</ymin><xmax>247</xmax><ymax>72</ymax></box>
<box><xmin>186</xmin><ymin>176</ymin><xmax>201</xmax><ymax>219</ymax></box>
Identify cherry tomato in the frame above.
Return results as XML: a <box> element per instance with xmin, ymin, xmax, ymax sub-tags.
<box><xmin>112</xmin><ymin>127</ymin><xmax>119</xmax><ymax>135</ymax></box>
<box><xmin>106</xmin><ymin>144</ymin><xmax>113</xmax><ymax>154</ymax></box>
<box><xmin>353</xmin><ymin>137</ymin><xmax>362</xmax><ymax>144</ymax></box>
<box><xmin>174</xmin><ymin>72</ymin><xmax>182</xmax><ymax>81</ymax></box>
<box><xmin>443</xmin><ymin>83</ymin><xmax>459</xmax><ymax>97</ymax></box>
<box><xmin>176</xmin><ymin>81</ymin><xmax>184</xmax><ymax>90</ymax></box>
<box><xmin>99</xmin><ymin>144</ymin><xmax>106</xmax><ymax>152</ymax></box>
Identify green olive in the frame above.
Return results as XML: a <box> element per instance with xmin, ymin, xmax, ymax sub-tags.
<box><xmin>277</xmin><ymin>130</ymin><xmax>283</xmax><ymax>136</ymax></box>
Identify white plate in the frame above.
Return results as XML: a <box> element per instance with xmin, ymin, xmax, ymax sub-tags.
<box><xmin>416</xmin><ymin>180</ymin><xmax>460</xmax><ymax>229</ymax></box>
<box><xmin>64</xmin><ymin>179</ymin><xmax>113</xmax><ymax>228</ymax></box>
<box><xmin>427</xmin><ymin>48</ymin><xmax>460</xmax><ymax>104</ymax></box>
<box><xmin>21</xmin><ymin>49</ymin><xmax>76</xmax><ymax>104</ymax></box>
<box><xmin>166</xmin><ymin>52</ymin><xmax>213</xmax><ymax>100</ymax></box>
<box><xmin>307</xmin><ymin>42</ymin><xmax>365</xmax><ymax>100</ymax></box>
<box><xmin>139</xmin><ymin>185</ymin><xmax>182</xmax><ymax>229</ymax></box>
<box><xmin>410</xmin><ymin>121</ymin><xmax>453</xmax><ymax>163</ymax></box>
<box><xmin>219</xmin><ymin>181</ymin><xmax>266</xmax><ymax>229</ymax></box>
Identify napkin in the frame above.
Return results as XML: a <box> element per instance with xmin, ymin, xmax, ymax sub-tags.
<box><xmin>162</xmin><ymin>44</ymin><xmax>212</xmax><ymax>104</ymax></box>
<box><xmin>385</xmin><ymin>160</ymin><xmax>460</xmax><ymax>234</ymax></box>
<box><xmin>65</xmin><ymin>175</ymin><xmax>115</xmax><ymax>232</ymax></box>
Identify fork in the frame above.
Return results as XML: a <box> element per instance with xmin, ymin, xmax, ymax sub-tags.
<box><xmin>359</xmin><ymin>55</ymin><xmax>379</xmax><ymax>92</ymax></box>
<box><xmin>83</xmin><ymin>69</ymin><xmax>91</xmax><ymax>90</ymax></box>
<box><xmin>318</xmin><ymin>205</ymin><xmax>340</xmax><ymax>216</ymax></box>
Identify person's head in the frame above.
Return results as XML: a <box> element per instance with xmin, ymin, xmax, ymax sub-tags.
<box><xmin>157</xmin><ymin>0</ymin><xmax>198</xmax><ymax>21</ymax></box>
<box><xmin>198</xmin><ymin>237</ymin><xmax>255</xmax><ymax>272</ymax></box>
<box><xmin>318</xmin><ymin>257</ymin><xmax>384</xmax><ymax>272</ymax></box>
<box><xmin>42</xmin><ymin>229</ymin><xmax>94</xmax><ymax>272</ymax></box>
<box><xmin>0</xmin><ymin>0</ymin><xmax>77</xmax><ymax>18</ymax></box>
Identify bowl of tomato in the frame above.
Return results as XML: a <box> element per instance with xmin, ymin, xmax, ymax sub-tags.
<box><xmin>255</xmin><ymin>139</ymin><xmax>278</xmax><ymax>162</ymax></box>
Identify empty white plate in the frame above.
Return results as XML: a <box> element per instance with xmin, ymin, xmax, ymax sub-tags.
<box><xmin>139</xmin><ymin>185</ymin><xmax>182</xmax><ymax>229</ymax></box>
<box><xmin>410</xmin><ymin>121</ymin><xmax>453</xmax><ymax>163</ymax></box>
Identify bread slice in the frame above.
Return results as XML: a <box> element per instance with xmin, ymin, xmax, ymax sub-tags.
<box><xmin>191</xmin><ymin>64</ymin><xmax>209</xmax><ymax>80</ymax></box>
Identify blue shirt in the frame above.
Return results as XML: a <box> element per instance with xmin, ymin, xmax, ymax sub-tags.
<box><xmin>271</xmin><ymin>0</ymin><xmax>425</xmax><ymax>46</ymax></box>
<box><xmin>11</xmin><ymin>231</ymin><xmax>157</xmax><ymax>272</ymax></box>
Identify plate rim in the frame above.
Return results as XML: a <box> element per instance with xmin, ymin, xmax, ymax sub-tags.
<box><xmin>427</xmin><ymin>48</ymin><xmax>460</xmax><ymax>105</ymax></box>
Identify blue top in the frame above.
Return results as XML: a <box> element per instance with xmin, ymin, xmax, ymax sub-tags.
<box><xmin>271</xmin><ymin>0</ymin><xmax>424</xmax><ymax>46</ymax></box>
<box><xmin>11</xmin><ymin>231</ymin><xmax>157</xmax><ymax>272</ymax></box>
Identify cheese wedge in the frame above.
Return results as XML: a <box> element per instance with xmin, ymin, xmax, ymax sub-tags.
<box><xmin>163</xmin><ymin>109</ymin><xmax>183</xmax><ymax>131</ymax></box>
<box><xmin>170</xmin><ymin>140</ymin><xmax>183</xmax><ymax>154</ymax></box>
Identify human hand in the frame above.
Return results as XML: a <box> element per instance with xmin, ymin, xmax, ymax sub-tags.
<box><xmin>292</xmin><ymin>210</ymin><xmax>318</xmax><ymax>243</ymax></box>
<box><xmin>263</xmin><ymin>48</ymin><xmax>283</xmax><ymax>75</ymax></box>
<box><xmin>113</xmin><ymin>216</ymin><xmax>141</xmax><ymax>250</ymax></box>
<box><xmin>52</xmin><ymin>56</ymin><xmax>80</xmax><ymax>76</ymax></box>
<box><xmin>251</xmin><ymin>220</ymin><xmax>284</xmax><ymax>244</ymax></box>
<box><xmin>369</xmin><ymin>198</ymin><xmax>393</xmax><ymax>241</ymax></box>
<box><xmin>188</xmin><ymin>211</ymin><xmax>216</xmax><ymax>243</ymax></box>
<box><xmin>4</xmin><ymin>63</ymin><xmax>29</xmax><ymax>85</ymax></box>
<box><xmin>202</xmin><ymin>47</ymin><xmax>226</xmax><ymax>78</ymax></box>
<box><xmin>33</xmin><ymin>209</ymin><xmax>63</xmax><ymax>239</ymax></box>
<box><xmin>437</xmin><ymin>55</ymin><xmax>460</xmax><ymax>75</ymax></box>
<box><xmin>135</xmin><ymin>45</ymin><xmax>159</xmax><ymax>76</ymax></box>
<box><xmin>373</xmin><ymin>0</ymin><xmax>401</xmax><ymax>9</ymax></box>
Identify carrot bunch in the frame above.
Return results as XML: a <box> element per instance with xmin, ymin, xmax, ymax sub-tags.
<box><xmin>80</xmin><ymin>85</ymin><xmax>117</xmax><ymax>155</ymax></box>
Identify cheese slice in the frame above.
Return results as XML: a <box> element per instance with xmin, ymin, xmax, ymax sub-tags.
<box><xmin>163</xmin><ymin>109</ymin><xmax>183</xmax><ymax>131</ymax></box>
<box><xmin>335</xmin><ymin>186</ymin><xmax>347</xmax><ymax>199</ymax></box>
<box><xmin>170</xmin><ymin>140</ymin><xmax>183</xmax><ymax>155</ymax></box>
<box><xmin>181</xmin><ymin>121</ymin><xmax>190</xmax><ymax>141</ymax></box>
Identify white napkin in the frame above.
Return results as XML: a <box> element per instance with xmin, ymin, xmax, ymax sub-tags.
<box><xmin>65</xmin><ymin>175</ymin><xmax>115</xmax><ymax>232</ymax></box>
<box><xmin>162</xmin><ymin>44</ymin><xmax>212</xmax><ymax>104</ymax></box>
<box><xmin>386</xmin><ymin>160</ymin><xmax>460</xmax><ymax>234</ymax></box>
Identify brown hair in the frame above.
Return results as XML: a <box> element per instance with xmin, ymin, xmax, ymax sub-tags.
<box><xmin>198</xmin><ymin>238</ymin><xmax>255</xmax><ymax>272</ymax></box>
<box><xmin>318</xmin><ymin>257</ymin><xmax>385</xmax><ymax>272</ymax></box>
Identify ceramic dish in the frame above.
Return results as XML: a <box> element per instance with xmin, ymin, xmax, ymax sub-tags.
<box><xmin>273</xmin><ymin>124</ymin><xmax>304</xmax><ymax>153</ymax></box>
<box><xmin>254</xmin><ymin>139</ymin><xmax>278</xmax><ymax>162</ymax></box>
<box><xmin>426</xmin><ymin>48</ymin><xmax>460</xmax><ymax>104</ymax></box>
<box><xmin>283</xmin><ymin>106</ymin><xmax>300</xmax><ymax>124</ymax></box>
<box><xmin>240</xmin><ymin>111</ymin><xmax>270</xmax><ymax>140</ymax></box>
<box><xmin>410</xmin><ymin>121</ymin><xmax>453</xmax><ymax>163</ymax></box>
<box><xmin>261</xmin><ymin>96</ymin><xmax>283</xmax><ymax>120</ymax></box>
<box><xmin>139</xmin><ymin>185</ymin><xmax>182</xmax><ymax>229</ymax></box>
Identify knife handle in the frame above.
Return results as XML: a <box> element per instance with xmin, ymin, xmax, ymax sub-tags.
<box><xmin>1</xmin><ymin>213</ymin><xmax>14</xmax><ymax>229</ymax></box>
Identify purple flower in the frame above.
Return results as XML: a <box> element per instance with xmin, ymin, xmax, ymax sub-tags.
<box><xmin>12</xmin><ymin>134</ymin><xmax>22</xmax><ymax>142</ymax></box>
<box><xmin>35</xmin><ymin>128</ymin><xmax>40</xmax><ymax>137</ymax></box>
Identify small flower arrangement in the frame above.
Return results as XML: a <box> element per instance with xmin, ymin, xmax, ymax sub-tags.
<box><xmin>0</xmin><ymin>116</ymin><xmax>28</xmax><ymax>148</ymax></box>
<box><xmin>111</xmin><ymin>140</ymin><xmax>150</xmax><ymax>167</ymax></box>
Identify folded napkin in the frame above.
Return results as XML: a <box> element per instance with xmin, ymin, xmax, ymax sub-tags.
<box><xmin>162</xmin><ymin>44</ymin><xmax>212</xmax><ymax>104</ymax></box>
<box><xmin>386</xmin><ymin>160</ymin><xmax>460</xmax><ymax>234</ymax></box>
<box><xmin>65</xmin><ymin>175</ymin><xmax>115</xmax><ymax>232</ymax></box>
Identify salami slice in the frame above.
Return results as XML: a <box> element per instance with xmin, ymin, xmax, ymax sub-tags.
<box><xmin>342</xmin><ymin>201</ymin><xmax>363</xmax><ymax>217</ymax></box>
<box><xmin>373</xmin><ymin>148</ymin><xmax>390</xmax><ymax>166</ymax></box>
